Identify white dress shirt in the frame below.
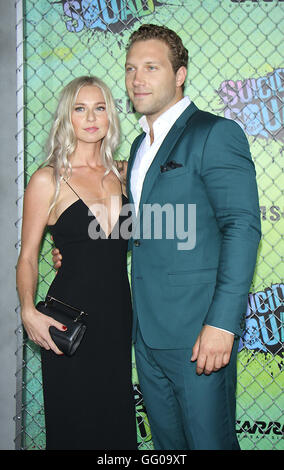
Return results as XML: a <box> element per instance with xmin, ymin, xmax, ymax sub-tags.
<box><xmin>130</xmin><ymin>96</ymin><xmax>234</xmax><ymax>337</ymax></box>
<box><xmin>130</xmin><ymin>96</ymin><xmax>191</xmax><ymax>214</ymax></box>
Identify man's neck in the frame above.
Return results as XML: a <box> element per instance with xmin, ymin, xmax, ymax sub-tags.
<box><xmin>146</xmin><ymin>94</ymin><xmax>185</xmax><ymax>144</ymax></box>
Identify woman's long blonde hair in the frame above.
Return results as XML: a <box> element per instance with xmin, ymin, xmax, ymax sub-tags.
<box><xmin>42</xmin><ymin>76</ymin><xmax>121</xmax><ymax>212</ymax></box>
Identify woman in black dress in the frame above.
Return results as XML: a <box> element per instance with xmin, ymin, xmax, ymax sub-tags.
<box><xmin>16</xmin><ymin>76</ymin><xmax>137</xmax><ymax>450</ymax></box>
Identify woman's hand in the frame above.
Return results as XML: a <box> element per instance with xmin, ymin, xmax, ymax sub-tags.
<box><xmin>21</xmin><ymin>306</ymin><xmax>67</xmax><ymax>355</ymax></box>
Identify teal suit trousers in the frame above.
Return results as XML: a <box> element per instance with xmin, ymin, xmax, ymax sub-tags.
<box><xmin>135</xmin><ymin>325</ymin><xmax>240</xmax><ymax>450</ymax></box>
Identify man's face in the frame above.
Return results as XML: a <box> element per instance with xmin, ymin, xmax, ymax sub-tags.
<box><xmin>125</xmin><ymin>39</ymin><xmax>185</xmax><ymax>122</ymax></box>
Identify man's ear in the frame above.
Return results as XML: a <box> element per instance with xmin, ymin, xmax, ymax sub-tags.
<box><xmin>176</xmin><ymin>66</ymin><xmax>187</xmax><ymax>89</ymax></box>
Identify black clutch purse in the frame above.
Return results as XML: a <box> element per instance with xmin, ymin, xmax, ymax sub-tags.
<box><xmin>36</xmin><ymin>295</ymin><xmax>88</xmax><ymax>356</ymax></box>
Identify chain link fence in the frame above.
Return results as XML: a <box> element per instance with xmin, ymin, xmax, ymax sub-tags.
<box><xmin>15</xmin><ymin>0</ymin><xmax>283</xmax><ymax>450</ymax></box>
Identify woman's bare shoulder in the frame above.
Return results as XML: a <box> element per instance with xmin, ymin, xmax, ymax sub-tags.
<box><xmin>26</xmin><ymin>166</ymin><xmax>55</xmax><ymax>195</ymax></box>
<box><xmin>30</xmin><ymin>165</ymin><xmax>54</xmax><ymax>181</ymax></box>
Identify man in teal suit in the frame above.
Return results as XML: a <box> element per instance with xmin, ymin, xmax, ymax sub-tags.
<box><xmin>124</xmin><ymin>24</ymin><xmax>261</xmax><ymax>450</ymax></box>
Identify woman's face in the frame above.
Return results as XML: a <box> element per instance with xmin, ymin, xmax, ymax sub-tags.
<box><xmin>71</xmin><ymin>85</ymin><xmax>109</xmax><ymax>145</ymax></box>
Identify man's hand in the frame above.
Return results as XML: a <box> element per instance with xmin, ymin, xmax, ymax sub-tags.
<box><xmin>52</xmin><ymin>247</ymin><xmax>62</xmax><ymax>270</ymax></box>
<box><xmin>115</xmin><ymin>160</ymin><xmax>128</xmax><ymax>184</ymax></box>
<box><xmin>191</xmin><ymin>325</ymin><xmax>234</xmax><ymax>375</ymax></box>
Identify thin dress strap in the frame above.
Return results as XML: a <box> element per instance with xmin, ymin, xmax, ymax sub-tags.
<box><xmin>62</xmin><ymin>177</ymin><xmax>81</xmax><ymax>200</ymax></box>
<box><xmin>47</xmin><ymin>166</ymin><xmax>82</xmax><ymax>200</ymax></box>
<box><xmin>61</xmin><ymin>172</ymin><xmax>123</xmax><ymax>200</ymax></box>
<box><xmin>46</xmin><ymin>165</ymin><xmax>80</xmax><ymax>198</ymax></box>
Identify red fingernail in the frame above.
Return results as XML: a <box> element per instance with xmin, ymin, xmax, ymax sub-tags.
<box><xmin>62</xmin><ymin>325</ymin><xmax>67</xmax><ymax>331</ymax></box>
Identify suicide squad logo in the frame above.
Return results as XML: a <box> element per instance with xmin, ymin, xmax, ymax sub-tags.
<box><xmin>219</xmin><ymin>68</ymin><xmax>284</xmax><ymax>142</ymax></box>
<box><xmin>53</xmin><ymin>0</ymin><xmax>164</xmax><ymax>33</ymax></box>
<box><xmin>239</xmin><ymin>283</ymin><xmax>284</xmax><ymax>356</ymax></box>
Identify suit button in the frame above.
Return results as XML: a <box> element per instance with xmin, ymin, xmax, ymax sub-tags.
<box><xmin>134</xmin><ymin>240</ymin><xmax>140</xmax><ymax>247</ymax></box>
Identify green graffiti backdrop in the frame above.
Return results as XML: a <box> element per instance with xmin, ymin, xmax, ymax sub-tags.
<box><xmin>21</xmin><ymin>0</ymin><xmax>283</xmax><ymax>450</ymax></box>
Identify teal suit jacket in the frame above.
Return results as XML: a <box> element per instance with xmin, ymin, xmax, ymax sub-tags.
<box><xmin>126</xmin><ymin>102</ymin><xmax>261</xmax><ymax>349</ymax></box>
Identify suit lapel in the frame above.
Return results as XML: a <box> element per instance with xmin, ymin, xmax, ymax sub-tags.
<box><xmin>138</xmin><ymin>102</ymin><xmax>198</xmax><ymax>214</ymax></box>
<box><xmin>126</xmin><ymin>132</ymin><xmax>145</xmax><ymax>207</ymax></box>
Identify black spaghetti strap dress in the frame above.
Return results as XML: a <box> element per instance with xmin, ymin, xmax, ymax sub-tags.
<box><xmin>40</xmin><ymin>182</ymin><xmax>137</xmax><ymax>450</ymax></box>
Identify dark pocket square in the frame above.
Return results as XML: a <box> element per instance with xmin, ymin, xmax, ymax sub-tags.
<box><xmin>160</xmin><ymin>161</ymin><xmax>183</xmax><ymax>173</ymax></box>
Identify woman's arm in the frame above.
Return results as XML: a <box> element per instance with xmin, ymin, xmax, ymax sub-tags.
<box><xmin>16</xmin><ymin>168</ymin><xmax>66</xmax><ymax>354</ymax></box>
